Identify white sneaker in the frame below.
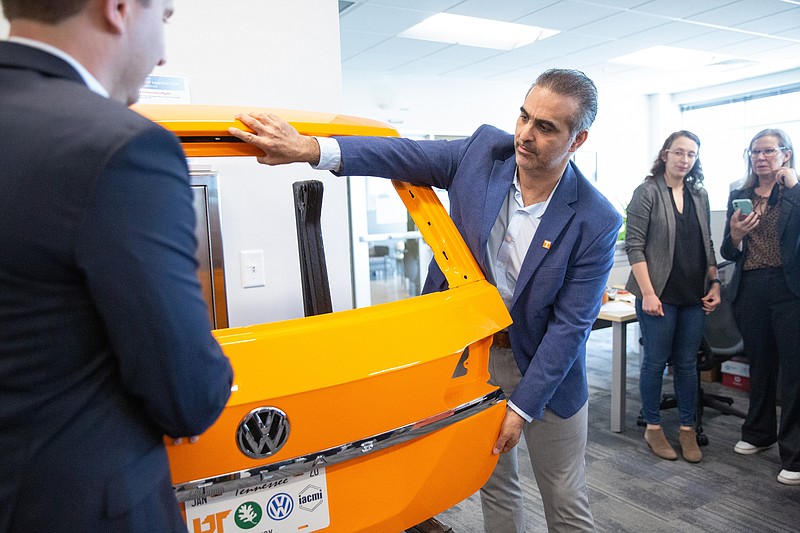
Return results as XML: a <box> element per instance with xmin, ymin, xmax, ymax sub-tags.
<box><xmin>733</xmin><ymin>440</ymin><xmax>772</xmax><ymax>455</ymax></box>
<box><xmin>778</xmin><ymin>470</ymin><xmax>800</xmax><ymax>485</ymax></box>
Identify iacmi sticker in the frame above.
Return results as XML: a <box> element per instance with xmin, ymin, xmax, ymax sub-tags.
<box><xmin>184</xmin><ymin>468</ymin><xmax>329</xmax><ymax>533</ymax></box>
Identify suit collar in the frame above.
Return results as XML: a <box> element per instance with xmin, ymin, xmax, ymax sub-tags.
<box><xmin>482</xmin><ymin>153</ymin><xmax>517</xmax><ymax>246</ymax></box>
<box><xmin>510</xmin><ymin>161</ymin><xmax>579</xmax><ymax>309</ymax></box>
<box><xmin>0</xmin><ymin>40</ymin><xmax>87</xmax><ymax>87</ymax></box>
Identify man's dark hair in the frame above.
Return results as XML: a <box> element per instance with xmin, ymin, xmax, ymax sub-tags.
<box><xmin>2</xmin><ymin>0</ymin><xmax>150</xmax><ymax>24</ymax></box>
<box><xmin>529</xmin><ymin>69</ymin><xmax>598</xmax><ymax>135</ymax></box>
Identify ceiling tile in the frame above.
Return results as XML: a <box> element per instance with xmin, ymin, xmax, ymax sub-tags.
<box><xmin>718</xmin><ymin>36</ymin><xmax>797</xmax><ymax>56</ymax></box>
<box><xmin>388</xmin><ymin>59</ymin><xmax>462</xmax><ymax>76</ymax></box>
<box><xmin>568</xmin><ymin>11</ymin><xmax>672</xmax><ymax>39</ymax></box>
<box><xmin>564</xmin><ymin>38</ymin><xmax>655</xmax><ymax>65</ymax></box>
<box><xmin>438</xmin><ymin>62</ymin><xmax>518</xmax><ymax>79</ymax></box>
<box><xmin>338</xmin><ymin>0</ymin><xmax>800</xmax><ymax>96</ymax></box>
<box><xmin>423</xmin><ymin>45</ymin><xmax>508</xmax><ymax>65</ymax></box>
<box><xmin>574</xmin><ymin>0</ymin><xmax>656</xmax><ymax>8</ymax></box>
<box><xmin>343</xmin><ymin>52</ymin><xmax>417</xmax><ymax>71</ymax></box>
<box><xmin>339</xmin><ymin>4</ymin><xmax>432</xmax><ymax>33</ymax></box>
<box><xmin>366</xmin><ymin>37</ymin><xmax>453</xmax><ymax>59</ymax></box>
<box><xmin>622</xmin><ymin>21</ymin><xmax>716</xmax><ymax>46</ymax></box>
<box><xmin>685</xmin><ymin>0</ymin><xmax>785</xmax><ymax>27</ymax></box>
<box><xmin>671</xmin><ymin>29</ymin><xmax>760</xmax><ymax>49</ymax></box>
<box><xmin>479</xmin><ymin>34</ymin><xmax>610</xmax><ymax>68</ymax></box>
<box><xmin>631</xmin><ymin>0</ymin><xmax>744</xmax><ymax>19</ymax></box>
<box><xmin>340</xmin><ymin>29</ymin><xmax>392</xmax><ymax>60</ymax></box>
<box><xmin>515</xmin><ymin>1</ymin><xmax>621</xmax><ymax>31</ymax></box>
<box><xmin>445</xmin><ymin>0</ymin><xmax>558</xmax><ymax>22</ymax></box>
<box><xmin>358</xmin><ymin>0</ymin><xmax>462</xmax><ymax>12</ymax></box>
<box><xmin>733</xmin><ymin>7</ymin><xmax>800</xmax><ymax>34</ymax></box>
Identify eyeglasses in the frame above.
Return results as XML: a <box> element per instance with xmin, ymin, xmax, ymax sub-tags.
<box><xmin>666</xmin><ymin>150</ymin><xmax>698</xmax><ymax>160</ymax></box>
<box><xmin>746</xmin><ymin>147</ymin><xmax>787</xmax><ymax>158</ymax></box>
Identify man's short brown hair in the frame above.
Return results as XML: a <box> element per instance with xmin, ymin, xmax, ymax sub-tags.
<box><xmin>2</xmin><ymin>0</ymin><xmax>151</xmax><ymax>24</ymax></box>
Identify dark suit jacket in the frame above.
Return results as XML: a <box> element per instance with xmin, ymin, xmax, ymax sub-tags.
<box><xmin>720</xmin><ymin>184</ymin><xmax>800</xmax><ymax>300</ymax></box>
<box><xmin>336</xmin><ymin>127</ymin><xmax>622</xmax><ymax>420</ymax></box>
<box><xmin>0</xmin><ymin>41</ymin><xmax>233</xmax><ymax>532</ymax></box>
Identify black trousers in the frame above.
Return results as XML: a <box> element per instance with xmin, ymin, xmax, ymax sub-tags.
<box><xmin>734</xmin><ymin>268</ymin><xmax>800</xmax><ymax>471</ymax></box>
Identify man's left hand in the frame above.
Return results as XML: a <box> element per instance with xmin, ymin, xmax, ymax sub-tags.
<box><xmin>492</xmin><ymin>408</ymin><xmax>525</xmax><ymax>454</ymax></box>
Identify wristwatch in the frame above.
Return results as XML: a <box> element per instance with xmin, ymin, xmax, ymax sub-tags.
<box><xmin>709</xmin><ymin>279</ymin><xmax>721</xmax><ymax>285</ymax></box>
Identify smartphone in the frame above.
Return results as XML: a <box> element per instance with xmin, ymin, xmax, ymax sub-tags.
<box><xmin>732</xmin><ymin>198</ymin><xmax>753</xmax><ymax>215</ymax></box>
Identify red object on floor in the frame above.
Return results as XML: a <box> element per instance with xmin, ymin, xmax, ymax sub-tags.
<box><xmin>722</xmin><ymin>373</ymin><xmax>750</xmax><ymax>392</ymax></box>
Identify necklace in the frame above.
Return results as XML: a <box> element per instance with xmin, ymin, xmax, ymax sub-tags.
<box><xmin>753</xmin><ymin>194</ymin><xmax>770</xmax><ymax>215</ymax></box>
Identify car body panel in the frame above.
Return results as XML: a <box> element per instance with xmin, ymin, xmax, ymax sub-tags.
<box><xmin>133</xmin><ymin>105</ymin><xmax>511</xmax><ymax>532</ymax></box>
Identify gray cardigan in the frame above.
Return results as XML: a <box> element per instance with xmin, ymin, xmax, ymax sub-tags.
<box><xmin>624</xmin><ymin>175</ymin><xmax>717</xmax><ymax>299</ymax></box>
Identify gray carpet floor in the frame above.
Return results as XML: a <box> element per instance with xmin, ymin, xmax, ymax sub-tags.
<box><xmin>431</xmin><ymin>326</ymin><xmax>800</xmax><ymax>532</ymax></box>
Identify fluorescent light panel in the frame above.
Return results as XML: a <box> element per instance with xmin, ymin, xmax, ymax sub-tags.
<box><xmin>399</xmin><ymin>13</ymin><xmax>559</xmax><ymax>51</ymax></box>
<box><xmin>610</xmin><ymin>45</ymin><xmax>739</xmax><ymax>70</ymax></box>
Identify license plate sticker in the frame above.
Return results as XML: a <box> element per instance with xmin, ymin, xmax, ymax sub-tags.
<box><xmin>184</xmin><ymin>468</ymin><xmax>330</xmax><ymax>533</ymax></box>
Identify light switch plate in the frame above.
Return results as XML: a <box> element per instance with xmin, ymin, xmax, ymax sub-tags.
<box><xmin>240</xmin><ymin>250</ymin><xmax>265</xmax><ymax>288</ymax></box>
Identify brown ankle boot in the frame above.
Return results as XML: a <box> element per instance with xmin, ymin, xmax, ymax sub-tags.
<box><xmin>645</xmin><ymin>427</ymin><xmax>677</xmax><ymax>460</ymax></box>
<box><xmin>679</xmin><ymin>428</ymin><xmax>703</xmax><ymax>463</ymax></box>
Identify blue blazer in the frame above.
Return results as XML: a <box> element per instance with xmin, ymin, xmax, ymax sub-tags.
<box><xmin>0</xmin><ymin>42</ymin><xmax>233</xmax><ymax>532</ymax></box>
<box><xmin>337</xmin><ymin>126</ymin><xmax>622</xmax><ymax>420</ymax></box>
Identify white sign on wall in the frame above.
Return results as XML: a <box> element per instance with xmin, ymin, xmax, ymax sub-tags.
<box><xmin>138</xmin><ymin>74</ymin><xmax>191</xmax><ymax>104</ymax></box>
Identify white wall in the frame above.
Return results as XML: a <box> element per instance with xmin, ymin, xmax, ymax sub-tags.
<box><xmin>194</xmin><ymin>158</ymin><xmax>353</xmax><ymax>326</ymax></box>
<box><xmin>155</xmin><ymin>1</ymin><xmax>342</xmax><ymax>112</ymax></box>
<box><xmin>157</xmin><ymin>1</ymin><xmax>349</xmax><ymax>326</ymax></box>
<box><xmin>342</xmin><ymin>71</ymin><xmax>521</xmax><ymax>135</ymax></box>
<box><xmin>3</xmin><ymin>1</ymin><xmax>350</xmax><ymax>327</ymax></box>
<box><xmin>342</xmin><ymin>70</ymin><xmax>651</xmax><ymax>214</ymax></box>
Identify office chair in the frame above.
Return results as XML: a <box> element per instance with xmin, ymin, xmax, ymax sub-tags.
<box><xmin>637</xmin><ymin>261</ymin><xmax>747</xmax><ymax>445</ymax></box>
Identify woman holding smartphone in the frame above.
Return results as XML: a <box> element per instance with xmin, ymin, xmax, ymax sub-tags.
<box><xmin>625</xmin><ymin>131</ymin><xmax>720</xmax><ymax>463</ymax></box>
<box><xmin>721</xmin><ymin>128</ymin><xmax>800</xmax><ymax>486</ymax></box>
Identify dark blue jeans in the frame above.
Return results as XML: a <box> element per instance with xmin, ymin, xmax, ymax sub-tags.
<box><xmin>636</xmin><ymin>300</ymin><xmax>706</xmax><ymax>427</ymax></box>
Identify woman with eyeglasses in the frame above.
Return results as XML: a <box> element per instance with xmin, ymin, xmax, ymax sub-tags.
<box><xmin>721</xmin><ymin>128</ymin><xmax>800</xmax><ymax>486</ymax></box>
<box><xmin>625</xmin><ymin>131</ymin><xmax>720</xmax><ymax>463</ymax></box>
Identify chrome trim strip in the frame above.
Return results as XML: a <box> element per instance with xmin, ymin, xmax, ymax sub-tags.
<box><xmin>173</xmin><ymin>388</ymin><xmax>504</xmax><ymax>503</ymax></box>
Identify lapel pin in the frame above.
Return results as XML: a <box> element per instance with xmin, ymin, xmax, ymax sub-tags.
<box><xmin>542</xmin><ymin>240</ymin><xmax>551</xmax><ymax>249</ymax></box>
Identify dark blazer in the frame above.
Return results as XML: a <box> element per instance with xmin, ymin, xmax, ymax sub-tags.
<box><xmin>0</xmin><ymin>41</ymin><xmax>233</xmax><ymax>532</ymax></box>
<box><xmin>336</xmin><ymin>127</ymin><xmax>622</xmax><ymax>420</ymax></box>
<box><xmin>624</xmin><ymin>176</ymin><xmax>717</xmax><ymax>299</ymax></box>
<box><xmin>720</xmin><ymin>184</ymin><xmax>800</xmax><ymax>300</ymax></box>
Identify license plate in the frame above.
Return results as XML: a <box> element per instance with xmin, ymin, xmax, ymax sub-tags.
<box><xmin>184</xmin><ymin>468</ymin><xmax>330</xmax><ymax>533</ymax></box>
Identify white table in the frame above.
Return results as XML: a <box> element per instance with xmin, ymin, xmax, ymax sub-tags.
<box><xmin>596</xmin><ymin>301</ymin><xmax>638</xmax><ymax>432</ymax></box>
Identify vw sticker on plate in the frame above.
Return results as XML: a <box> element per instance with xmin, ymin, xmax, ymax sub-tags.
<box><xmin>184</xmin><ymin>468</ymin><xmax>329</xmax><ymax>533</ymax></box>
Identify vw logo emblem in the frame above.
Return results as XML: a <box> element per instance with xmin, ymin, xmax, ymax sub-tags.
<box><xmin>236</xmin><ymin>407</ymin><xmax>290</xmax><ymax>459</ymax></box>
<box><xmin>266</xmin><ymin>492</ymin><xmax>294</xmax><ymax>521</ymax></box>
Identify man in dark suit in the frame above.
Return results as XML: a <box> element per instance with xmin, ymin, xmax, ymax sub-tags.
<box><xmin>230</xmin><ymin>69</ymin><xmax>622</xmax><ymax>532</ymax></box>
<box><xmin>0</xmin><ymin>1</ymin><xmax>233</xmax><ymax>531</ymax></box>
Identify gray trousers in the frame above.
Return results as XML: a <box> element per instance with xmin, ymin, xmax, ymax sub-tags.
<box><xmin>480</xmin><ymin>346</ymin><xmax>595</xmax><ymax>532</ymax></box>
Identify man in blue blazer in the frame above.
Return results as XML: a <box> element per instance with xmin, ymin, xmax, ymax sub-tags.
<box><xmin>0</xmin><ymin>1</ymin><xmax>233</xmax><ymax>532</ymax></box>
<box><xmin>232</xmin><ymin>69</ymin><xmax>622</xmax><ymax>532</ymax></box>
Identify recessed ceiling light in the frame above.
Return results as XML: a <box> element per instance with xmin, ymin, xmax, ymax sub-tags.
<box><xmin>610</xmin><ymin>45</ymin><xmax>740</xmax><ymax>70</ymax></box>
<box><xmin>399</xmin><ymin>13</ymin><xmax>559</xmax><ymax>51</ymax></box>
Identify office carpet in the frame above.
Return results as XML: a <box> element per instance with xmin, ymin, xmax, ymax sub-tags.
<box><xmin>428</xmin><ymin>327</ymin><xmax>800</xmax><ymax>533</ymax></box>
